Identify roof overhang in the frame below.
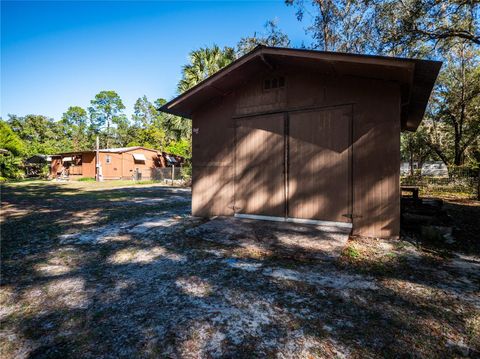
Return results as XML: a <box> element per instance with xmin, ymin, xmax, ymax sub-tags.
<box><xmin>160</xmin><ymin>46</ymin><xmax>442</xmax><ymax>131</ymax></box>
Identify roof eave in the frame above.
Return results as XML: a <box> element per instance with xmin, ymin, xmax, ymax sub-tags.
<box><xmin>160</xmin><ymin>46</ymin><xmax>442</xmax><ymax>130</ymax></box>
<box><xmin>160</xmin><ymin>45</ymin><xmax>266</xmax><ymax>118</ymax></box>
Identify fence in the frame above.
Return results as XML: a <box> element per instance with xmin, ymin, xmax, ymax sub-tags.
<box><xmin>132</xmin><ymin>166</ymin><xmax>183</xmax><ymax>182</ymax></box>
<box><xmin>401</xmin><ymin>166</ymin><xmax>479</xmax><ymax>199</ymax></box>
<box><xmin>400</xmin><ymin>161</ymin><xmax>449</xmax><ymax>177</ymax></box>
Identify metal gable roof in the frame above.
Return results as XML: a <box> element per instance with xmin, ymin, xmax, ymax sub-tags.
<box><xmin>100</xmin><ymin>146</ymin><xmax>149</xmax><ymax>153</ymax></box>
<box><xmin>53</xmin><ymin>147</ymin><xmax>160</xmax><ymax>156</ymax></box>
<box><xmin>160</xmin><ymin>46</ymin><xmax>442</xmax><ymax>131</ymax></box>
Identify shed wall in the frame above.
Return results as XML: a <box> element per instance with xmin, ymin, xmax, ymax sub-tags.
<box><xmin>235</xmin><ymin>113</ymin><xmax>285</xmax><ymax>217</ymax></box>
<box><xmin>192</xmin><ymin>96</ymin><xmax>235</xmax><ymax>216</ymax></box>
<box><xmin>193</xmin><ymin>69</ymin><xmax>401</xmax><ymax>238</ymax></box>
<box><xmin>288</xmin><ymin>106</ymin><xmax>352</xmax><ymax>223</ymax></box>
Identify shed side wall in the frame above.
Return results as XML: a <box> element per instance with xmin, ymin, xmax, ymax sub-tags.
<box><xmin>192</xmin><ymin>96</ymin><xmax>235</xmax><ymax>216</ymax></box>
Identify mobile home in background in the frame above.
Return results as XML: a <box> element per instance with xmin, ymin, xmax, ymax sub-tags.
<box><xmin>50</xmin><ymin>146</ymin><xmax>184</xmax><ymax>181</ymax></box>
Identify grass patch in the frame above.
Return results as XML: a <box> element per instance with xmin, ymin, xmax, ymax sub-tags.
<box><xmin>342</xmin><ymin>245</ymin><xmax>360</xmax><ymax>259</ymax></box>
<box><xmin>420</xmin><ymin>186</ymin><xmax>475</xmax><ymax>200</ymax></box>
<box><xmin>466</xmin><ymin>313</ymin><xmax>480</xmax><ymax>349</ymax></box>
<box><xmin>1</xmin><ymin>179</ymin><xmax>175</xmax><ymax>191</ymax></box>
<box><xmin>77</xmin><ymin>177</ymin><xmax>96</xmax><ymax>182</ymax></box>
<box><xmin>0</xmin><ymin>179</ymin><xmax>186</xmax><ymax>203</ymax></box>
<box><xmin>338</xmin><ymin>239</ymin><xmax>418</xmax><ymax>277</ymax></box>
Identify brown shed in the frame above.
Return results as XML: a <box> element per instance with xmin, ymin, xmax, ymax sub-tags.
<box><xmin>50</xmin><ymin>146</ymin><xmax>171</xmax><ymax>180</ymax></box>
<box><xmin>161</xmin><ymin>46</ymin><xmax>441</xmax><ymax>238</ymax></box>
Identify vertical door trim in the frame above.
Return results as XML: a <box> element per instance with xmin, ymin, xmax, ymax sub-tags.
<box><xmin>349</xmin><ymin>104</ymin><xmax>354</xmax><ymax>223</ymax></box>
<box><xmin>284</xmin><ymin>112</ymin><xmax>289</xmax><ymax>219</ymax></box>
<box><xmin>233</xmin><ymin>118</ymin><xmax>237</xmax><ymax>213</ymax></box>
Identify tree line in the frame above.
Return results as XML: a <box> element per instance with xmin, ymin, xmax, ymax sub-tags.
<box><xmin>0</xmin><ymin>93</ymin><xmax>194</xmax><ymax>179</ymax></box>
<box><xmin>1</xmin><ymin>0</ymin><xmax>479</xmax><ymax>180</ymax></box>
<box><xmin>177</xmin><ymin>1</ymin><xmax>480</xmax><ymax>174</ymax></box>
<box><xmin>3</xmin><ymin>93</ymin><xmax>190</xmax><ymax>155</ymax></box>
<box><xmin>1</xmin><ymin>93</ymin><xmax>193</xmax><ymax>179</ymax></box>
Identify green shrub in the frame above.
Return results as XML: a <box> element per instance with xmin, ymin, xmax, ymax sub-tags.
<box><xmin>180</xmin><ymin>164</ymin><xmax>192</xmax><ymax>182</ymax></box>
<box><xmin>37</xmin><ymin>164</ymin><xmax>50</xmax><ymax>179</ymax></box>
<box><xmin>0</xmin><ymin>153</ymin><xmax>24</xmax><ymax>180</ymax></box>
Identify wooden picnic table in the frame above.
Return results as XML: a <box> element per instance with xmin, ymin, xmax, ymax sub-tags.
<box><xmin>401</xmin><ymin>186</ymin><xmax>419</xmax><ymax>200</ymax></box>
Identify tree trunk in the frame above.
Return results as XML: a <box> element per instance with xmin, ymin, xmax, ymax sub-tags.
<box><xmin>407</xmin><ymin>136</ymin><xmax>414</xmax><ymax>176</ymax></box>
<box><xmin>454</xmin><ymin>142</ymin><xmax>462</xmax><ymax>165</ymax></box>
<box><xmin>418</xmin><ymin>159</ymin><xmax>426</xmax><ymax>178</ymax></box>
<box><xmin>426</xmin><ymin>142</ymin><xmax>450</xmax><ymax>167</ymax></box>
<box><xmin>455</xmin><ymin>47</ymin><xmax>466</xmax><ymax>167</ymax></box>
<box><xmin>409</xmin><ymin>151</ymin><xmax>414</xmax><ymax>177</ymax></box>
<box><xmin>477</xmin><ymin>169</ymin><xmax>480</xmax><ymax>201</ymax></box>
<box><xmin>106</xmin><ymin>120</ymin><xmax>110</xmax><ymax>149</ymax></box>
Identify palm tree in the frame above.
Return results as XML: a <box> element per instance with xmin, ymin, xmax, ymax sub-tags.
<box><xmin>177</xmin><ymin>45</ymin><xmax>236</xmax><ymax>93</ymax></box>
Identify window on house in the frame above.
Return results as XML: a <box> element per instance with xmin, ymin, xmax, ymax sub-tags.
<box><xmin>106</xmin><ymin>155</ymin><xmax>111</xmax><ymax>164</ymax></box>
<box><xmin>263</xmin><ymin>76</ymin><xmax>285</xmax><ymax>91</ymax></box>
<box><xmin>71</xmin><ymin>155</ymin><xmax>82</xmax><ymax>166</ymax></box>
<box><xmin>132</xmin><ymin>153</ymin><xmax>147</xmax><ymax>163</ymax></box>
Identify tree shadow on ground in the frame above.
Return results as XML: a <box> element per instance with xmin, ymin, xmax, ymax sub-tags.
<box><xmin>401</xmin><ymin>196</ymin><xmax>480</xmax><ymax>256</ymax></box>
<box><xmin>6</xmin><ymin>228</ymin><xmax>477</xmax><ymax>358</ymax></box>
<box><xmin>1</xmin><ymin>183</ymin><xmax>479</xmax><ymax>358</ymax></box>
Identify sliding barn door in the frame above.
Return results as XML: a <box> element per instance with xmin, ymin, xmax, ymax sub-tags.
<box><xmin>288</xmin><ymin>107</ymin><xmax>352</xmax><ymax>223</ymax></box>
<box><xmin>235</xmin><ymin>113</ymin><xmax>285</xmax><ymax>217</ymax></box>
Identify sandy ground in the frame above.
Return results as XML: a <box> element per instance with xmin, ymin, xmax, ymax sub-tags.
<box><xmin>1</xmin><ymin>182</ymin><xmax>479</xmax><ymax>358</ymax></box>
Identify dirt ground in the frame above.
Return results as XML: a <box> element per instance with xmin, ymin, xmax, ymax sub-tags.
<box><xmin>1</xmin><ymin>181</ymin><xmax>479</xmax><ymax>358</ymax></box>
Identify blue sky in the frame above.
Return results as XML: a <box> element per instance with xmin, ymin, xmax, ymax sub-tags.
<box><xmin>1</xmin><ymin>1</ymin><xmax>309</xmax><ymax>121</ymax></box>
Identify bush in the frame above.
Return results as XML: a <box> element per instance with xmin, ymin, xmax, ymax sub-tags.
<box><xmin>180</xmin><ymin>164</ymin><xmax>192</xmax><ymax>182</ymax></box>
<box><xmin>39</xmin><ymin>164</ymin><xmax>50</xmax><ymax>179</ymax></box>
<box><xmin>0</xmin><ymin>153</ymin><xmax>24</xmax><ymax>180</ymax></box>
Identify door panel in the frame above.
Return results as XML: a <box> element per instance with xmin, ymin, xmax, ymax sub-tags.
<box><xmin>288</xmin><ymin>107</ymin><xmax>352</xmax><ymax>223</ymax></box>
<box><xmin>235</xmin><ymin>113</ymin><xmax>285</xmax><ymax>216</ymax></box>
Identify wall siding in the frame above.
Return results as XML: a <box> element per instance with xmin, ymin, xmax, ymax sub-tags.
<box><xmin>235</xmin><ymin>113</ymin><xmax>285</xmax><ymax>217</ymax></box>
<box><xmin>192</xmin><ymin>96</ymin><xmax>235</xmax><ymax>216</ymax></box>
<box><xmin>288</xmin><ymin>106</ymin><xmax>352</xmax><ymax>223</ymax></box>
<box><xmin>192</xmin><ymin>68</ymin><xmax>401</xmax><ymax>238</ymax></box>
